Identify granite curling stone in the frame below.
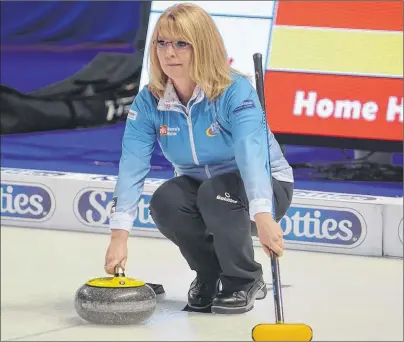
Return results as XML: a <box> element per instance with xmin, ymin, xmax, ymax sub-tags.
<box><xmin>75</xmin><ymin>266</ymin><xmax>157</xmax><ymax>325</ymax></box>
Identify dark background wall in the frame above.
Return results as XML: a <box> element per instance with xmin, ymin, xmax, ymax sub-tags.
<box><xmin>0</xmin><ymin>1</ymin><xmax>147</xmax><ymax>92</ymax></box>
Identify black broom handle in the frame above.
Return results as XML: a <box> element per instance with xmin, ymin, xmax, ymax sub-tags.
<box><xmin>253</xmin><ymin>53</ymin><xmax>285</xmax><ymax>324</ymax></box>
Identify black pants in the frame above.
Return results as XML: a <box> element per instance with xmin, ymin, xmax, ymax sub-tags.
<box><xmin>149</xmin><ymin>172</ymin><xmax>293</xmax><ymax>292</ymax></box>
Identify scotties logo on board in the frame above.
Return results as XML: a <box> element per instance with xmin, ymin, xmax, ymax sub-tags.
<box><xmin>1</xmin><ymin>182</ymin><xmax>55</xmax><ymax>221</ymax></box>
<box><xmin>73</xmin><ymin>188</ymin><xmax>155</xmax><ymax>229</ymax></box>
<box><xmin>280</xmin><ymin>205</ymin><xmax>367</xmax><ymax>248</ymax></box>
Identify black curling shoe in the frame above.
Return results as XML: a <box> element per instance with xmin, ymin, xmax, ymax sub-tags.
<box><xmin>211</xmin><ymin>276</ymin><xmax>266</xmax><ymax>314</ymax></box>
<box><xmin>257</xmin><ymin>282</ymin><xmax>268</xmax><ymax>300</ymax></box>
<box><xmin>187</xmin><ymin>275</ymin><xmax>220</xmax><ymax>309</ymax></box>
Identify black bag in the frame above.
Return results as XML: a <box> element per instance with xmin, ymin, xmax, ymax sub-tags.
<box><xmin>0</xmin><ymin>50</ymin><xmax>144</xmax><ymax>134</ymax></box>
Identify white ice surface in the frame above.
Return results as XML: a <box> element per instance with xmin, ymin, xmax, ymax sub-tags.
<box><xmin>1</xmin><ymin>226</ymin><xmax>403</xmax><ymax>341</ymax></box>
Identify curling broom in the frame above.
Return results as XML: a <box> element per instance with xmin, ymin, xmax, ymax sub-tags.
<box><xmin>251</xmin><ymin>53</ymin><xmax>313</xmax><ymax>342</ymax></box>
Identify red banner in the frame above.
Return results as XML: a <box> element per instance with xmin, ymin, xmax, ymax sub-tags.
<box><xmin>275</xmin><ymin>1</ymin><xmax>403</xmax><ymax>31</ymax></box>
<box><xmin>264</xmin><ymin>71</ymin><xmax>403</xmax><ymax>141</ymax></box>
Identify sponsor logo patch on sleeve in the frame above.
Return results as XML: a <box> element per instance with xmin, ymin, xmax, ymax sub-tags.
<box><xmin>233</xmin><ymin>99</ymin><xmax>256</xmax><ymax>114</ymax></box>
<box><xmin>127</xmin><ymin>109</ymin><xmax>137</xmax><ymax>120</ymax></box>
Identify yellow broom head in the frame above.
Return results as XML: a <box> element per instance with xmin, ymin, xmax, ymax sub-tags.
<box><xmin>252</xmin><ymin>323</ymin><xmax>313</xmax><ymax>341</ymax></box>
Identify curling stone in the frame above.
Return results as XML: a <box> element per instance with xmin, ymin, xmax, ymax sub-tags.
<box><xmin>74</xmin><ymin>266</ymin><xmax>157</xmax><ymax>325</ymax></box>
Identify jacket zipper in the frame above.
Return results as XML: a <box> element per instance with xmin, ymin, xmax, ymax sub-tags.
<box><xmin>184</xmin><ymin>105</ymin><xmax>199</xmax><ymax>165</ymax></box>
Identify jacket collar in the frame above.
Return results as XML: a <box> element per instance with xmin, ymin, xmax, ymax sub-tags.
<box><xmin>157</xmin><ymin>79</ymin><xmax>204</xmax><ymax>111</ymax></box>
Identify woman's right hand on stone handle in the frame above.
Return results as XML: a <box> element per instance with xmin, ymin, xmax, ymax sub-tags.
<box><xmin>104</xmin><ymin>229</ymin><xmax>129</xmax><ymax>275</ymax></box>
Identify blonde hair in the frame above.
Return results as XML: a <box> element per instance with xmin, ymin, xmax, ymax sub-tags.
<box><xmin>147</xmin><ymin>3</ymin><xmax>244</xmax><ymax>101</ymax></box>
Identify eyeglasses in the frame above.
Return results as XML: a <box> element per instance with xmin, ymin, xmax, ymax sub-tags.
<box><xmin>153</xmin><ymin>39</ymin><xmax>191</xmax><ymax>51</ymax></box>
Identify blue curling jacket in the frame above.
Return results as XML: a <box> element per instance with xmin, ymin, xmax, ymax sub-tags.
<box><xmin>110</xmin><ymin>74</ymin><xmax>293</xmax><ymax>231</ymax></box>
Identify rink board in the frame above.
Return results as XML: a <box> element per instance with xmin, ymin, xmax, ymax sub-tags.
<box><xmin>1</xmin><ymin>167</ymin><xmax>402</xmax><ymax>258</ymax></box>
